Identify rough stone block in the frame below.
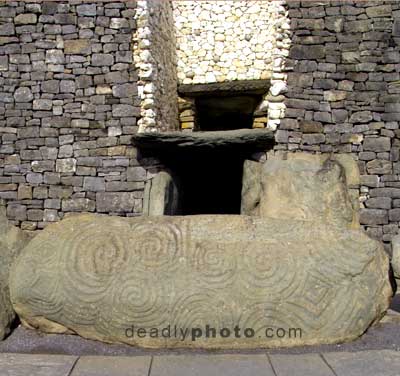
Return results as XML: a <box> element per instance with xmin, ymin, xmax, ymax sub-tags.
<box><xmin>56</xmin><ymin>159</ymin><xmax>76</xmax><ymax>173</ymax></box>
<box><xmin>112</xmin><ymin>104</ymin><xmax>140</xmax><ymax>118</ymax></box>
<box><xmin>365</xmin><ymin>197</ymin><xmax>392</xmax><ymax>210</ymax></box>
<box><xmin>364</xmin><ymin>137</ymin><xmax>391</xmax><ymax>152</ymax></box>
<box><xmin>290</xmin><ymin>45</ymin><xmax>325</xmax><ymax>60</ymax></box>
<box><xmin>14</xmin><ymin>87</ymin><xmax>33</xmax><ymax>103</ymax></box>
<box><xmin>0</xmin><ymin>23</ymin><xmax>15</xmax><ymax>36</ymax></box>
<box><xmin>77</xmin><ymin>4</ymin><xmax>97</xmax><ymax>16</ymax></box>
<box><xmin>259</xmin><ymin>153</ymin><xmax>359</xmax><ymax>228</ymax></box>
<box><xmin>92</xmin><ymin>54</ymin><xmax>114</xmax><ymax>66</ymax></box>
<box><xmin>64</xmin><ymin>39</ymin><xmax>90</xmax><ymax>55</ymax></box>
<box><xmin>10</xmin><ymin>214</ymin><xmax>391</xmax><ymax>349</ymax></box>
<box><xmin>96</xmin><ymin>192</ymin><xmax>137</xmax><ymax>213</ymax></box>
<box><xmin>83</xmin><ymin>177</ymin><xmax>105</xmax><ymax>192</ymax></box>
<box><xmin>62</xmin><ymin>199</ymin><xmax>95</xmax><ymax>212</ymax></box>
<box><xmin>360</xmin><ymin>209</ymin><xmax>388</xmax><ymax>225</ymax></box>
<box><xmin>127</xmin><ymin>166</ymin><xmax>147</xmax><ymax>182</ymax></box>
<box><xmin>366</xmin><ymin>159</ymin><xmax>392</xmax><ymax>175</ymax></box>
<box><xmin>33</xmin><ymin>99</ymin><xmax>52</xmax><ymax>111</ymax></box>
<box><xmin>14</xmin><ymin>14</ymin><xmax>37</xmax><ymax>25</ymax></box>
<box><xmin>0</xmin><ymin>56</ymin><xmax>8</xmax><ymax>72</ymax></box>
<box><xmin>392</xmin><ymin>235</ymin><xmax>400</xmax><ymax>278</ymax></box>
<box><xmin>241</xmin><ymin>160</ymin><xmax>261</xmax><ymax>216</ymax></box>
<box><xmin>143</xmin><ymin>172</ymin><xmax>179</xmax><ymax>216</ymax></box>
<box><xmin>0</xmin><ymin>203</ymin><xmax>33</xmax><ymax>340</ymax></box>
<box><xmin>45</xmin><ymin>50</ymin><xmax>65</xmax><ymax>64</ymax></box>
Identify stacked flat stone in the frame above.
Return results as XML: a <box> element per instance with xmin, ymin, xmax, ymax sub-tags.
<box><xmin>0</xmin><ymin>1</ymin><xmax>146</xmax><ymax>230</ymax></box>
<box><xmin>274</xmin><ymin>0</ymin><xmax>400</xmax><ymax>252</ymax></box>
<box><xmin>133</xmin><ymin>0</ymin><xmax>179</xmax><ymax>133</ymax></box>
<box><xmin>178</xmin><ymin>97</ymin><xmax>196</xmax><ymax>131</ymax></box>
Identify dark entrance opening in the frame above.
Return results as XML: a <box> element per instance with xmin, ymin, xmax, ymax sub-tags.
<box><xmin>165</xmin><ymin>149</ymin><xmax>245</xmax><ymax>215</ymax></box>
<box><xmin>134</xmin><ymin>128</ymin><xmax>274</xmax><ymax>216</ymax></box>
<box><xmin>196</xmin><ymin>95</ymin><xmax>262</xmax><ymax>131</ymax></box>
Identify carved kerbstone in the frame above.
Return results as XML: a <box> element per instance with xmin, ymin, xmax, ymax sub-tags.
<box><xmin>10</xmin><ymin>214</ymin><xmax>391</xmax><ymax>349</ymax></box>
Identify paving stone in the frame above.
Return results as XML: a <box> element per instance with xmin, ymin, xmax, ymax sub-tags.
<box><xmin>270</xmin><ymin>353</ymin><xmax>335</xmax><ymax>376</ymax></box>
<box><xmin>151</xmin><ymin>355</ymin><xmax>275</xmax><ymax>376</ymax></box>
<box><xmin>70</xmin><ymin>356</ymin><xmax>151</xmax><ymax>376</ymax></box>
<box><xmin>323</xmin><ymin>350</ymin><xmax>400</xmax><ymax>376</ymax></box>
<box><xmin>0</xmin><ymin>354</ymin><xmax>74</xmax><ymax>375</ymax></box>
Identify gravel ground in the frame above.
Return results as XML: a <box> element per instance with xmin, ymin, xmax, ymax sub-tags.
<box><xmin>1</xmin><ymin>295</ymin><xmax>399</xmax><ymax>356</ymax></box>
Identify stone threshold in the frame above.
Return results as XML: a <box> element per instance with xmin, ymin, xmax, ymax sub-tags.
<box><xmin>133</xmin><ymin>129</ymin><xmax>274</xmax><ymax>152</ymax></box>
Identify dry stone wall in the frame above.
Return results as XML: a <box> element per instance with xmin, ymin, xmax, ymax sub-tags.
<box><xmin>274</xmin><ymin>0</ymin><xmax>400</xmax><ymax>251</ymax></box>
<box><xmin>133</xmin><ymin>0</ymin><xmax>178</xmax><ymax>132</ymax></box>
<box><xmin>0</xmin><ymin>1</ymin><xmax>150</xmax><ymax>230</ymax></box>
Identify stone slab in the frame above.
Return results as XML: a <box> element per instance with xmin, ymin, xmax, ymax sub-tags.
<box><xmin>323</xmin><ymin>350</ymin><xmax>400</xmax><ymax>376</ymax></box>
<box><xmin>133</xmin><ymin>129</ymin><xmax>274</xmax><ymax>152</ymax></box>
<box><xmin>151</xmin><ymin>355</ymin><xmax>274</xmax><ymax>376</ymax></box>
<box><xmin>391</xmin><ymin>234</ymin><xmax>400</xmax><ymax>278</ymax></box>
<box><xmin>240</xmin><ymin>160</ymin><xmax>261</xmax><ymax>216</ymax></box>
<box><xmin>143</xmin><ymin>171</ymin><xmax>180</xmax><ymax>216</ymax></box>
<box><xmin>70</xmin><ymin>356</ymin><xmax>151</xmax><ymax>376</ymax></box>
<box><xmin>0</xmin><ymin>353</ymin><xmax>77</xmax><ymax>376</ymax></box>
<box><xmin>270</xmin><ymin>353</ymin><xmax>335</xmax><ymax>376</ymax></box>
<box><xmin>178</xmin><ymin>79</ymin><xmax>271</xmax><ymax>97</ymax></box>
<box><xmin>10</xmin><ymin>214</ymin><xmax>391</xmax><ymax>349</ymax></box>
<box><xmin>260</xmin><ymin>153</ymin><xmax>359</xmax><ymax>228</ymax></box>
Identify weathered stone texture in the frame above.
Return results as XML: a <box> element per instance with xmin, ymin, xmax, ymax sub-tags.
<box><xmin>260</xmin><ymin>153</ymin><xmax>359</xmax><ymax>228</ymax></box>
<box><xmin>10</xmin><ymin>214</ymin><xmax>391</xmax><ymax>349</ymax></box>
<box><xmin>0</xmin><ymin>202</ymin><xmax>33</xmax><ymax>340</ymax></box>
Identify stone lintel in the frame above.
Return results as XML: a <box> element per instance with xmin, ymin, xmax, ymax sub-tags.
<box><xmin>133</xmin><ymin>129</ymin><xmax>274</xmax><ymax>152</ymax></box>
<box><xmin>178</xmin><ymin>79</ymin><xmax>271</xmax><ymax>97</ymax></box>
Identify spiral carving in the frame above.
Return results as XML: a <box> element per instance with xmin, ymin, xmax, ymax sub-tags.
<box><xmin>9</xmin><ymin>214</ymin><xmax>391</xmax><ymax>349</ymax></box>
<box><xmin>191</xmin><ymin>242</ymin><xmax>236</xmax><ymax>288</ymax></box>
<box><xmin>130</xmin><ymin>221</ymin><xmax>185</xmax><ymax>274</ymax></box>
